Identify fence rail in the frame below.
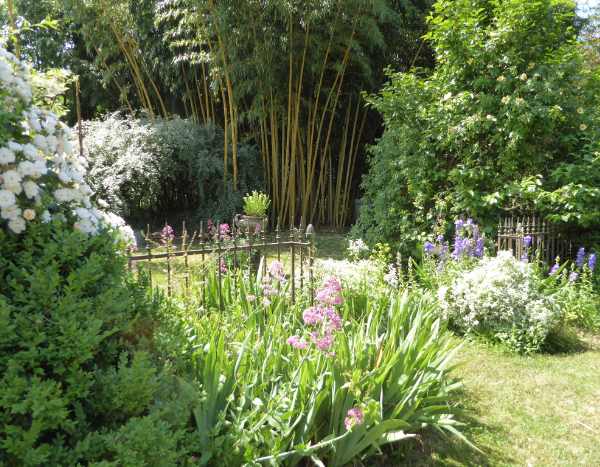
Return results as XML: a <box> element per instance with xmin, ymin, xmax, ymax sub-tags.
<box><xmin>497</xmin><ymin>215</ymin><xmax>584</xmax><ymax>263</ymax></box>
<box><xmin>127</xmin><ymin>221</ymin><xmax>316</xmax><ymax>305</ymax></box>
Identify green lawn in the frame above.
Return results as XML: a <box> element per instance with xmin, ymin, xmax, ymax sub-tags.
<box><xmin>400</xmin><ymin>335</ymin><xmax>600</xmax><ymax>466</ymax></box>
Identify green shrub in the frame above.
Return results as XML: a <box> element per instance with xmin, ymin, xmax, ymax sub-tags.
<box><xmin>0</xmin><ymin>221</ymin><xmax>190</xmax><ymax>465</ymax></box>
<box><xmin>84</xmin><ymin>114</ymin><xmax>263</xmax><ymax>224</ymax></box>
<box><xmin>355</xmin><ymin>0</ymin><xmax>600</xmax><ymax>253</ymax></box>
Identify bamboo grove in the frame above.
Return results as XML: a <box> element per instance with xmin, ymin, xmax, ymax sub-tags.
<box><xmin>7</xmin><ymin>0</ymin><xmax>434</xmax><ymax>227</ymax></box>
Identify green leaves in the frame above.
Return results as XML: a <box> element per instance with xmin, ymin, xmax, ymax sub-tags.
<box><xmin>356</xmin><ymin>0</ymin><xmax>600</xmax><ymax>252</ymax></box>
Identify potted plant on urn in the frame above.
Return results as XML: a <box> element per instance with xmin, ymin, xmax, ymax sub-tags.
<box><xmin>236</xmin><ymin>191</ymin><xmax>270</xmax><ymax>232</ymax></box>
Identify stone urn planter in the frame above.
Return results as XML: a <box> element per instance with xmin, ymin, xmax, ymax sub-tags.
<box><xmin>234</xmin><ymin>214</ymin><xmax>268</xmax><ymax>234</ymax></box>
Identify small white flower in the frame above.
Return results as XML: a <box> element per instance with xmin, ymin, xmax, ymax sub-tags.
<box><xmin>8</xmin><ymin>216</ymin><xmax>26</xmax><ymax>234</ymax></box>
<box><xmin>1</xmin><ymin>169</ymin><xmax>22</xmax><ymax>186</ymax></box>
<box><xmin>577</xmin><ymin>107</ymin><xmax>584</xmax><ymax>115</ymax></box>
<box><xmin>0</xmin><ymin>189</ymin><xmax>16</xmax><ymax>208</ymax></box>
<box><xmin>580</xmin><ymin>124</ymin><xmax>587</xmax><ymax>131</ymax></box>
<box><xmin>7</xmin><ymin>141</ymin><xmax>23</xmax><ymax>153</ymax></box>
<box><xmin>1</xmin><ymin>204</ymin><xmax>21</xmax><ymax>220</ymax></box>
<box><xmin>519</xmin><ymin>73</ymin><xmax>528</xmax><ymax>81</ymax></box>
<box><xmin>0</xmin><ymin>147</ymin><xmax>16</xmax><ymax>165</ymax></box>
<box><xmin>23</xmin><ymin>208</ymin><xmax>36</xmax><ymax>221</ymax></box>
<box><xmin>501</xmin><ymin>96</ymin><xmax>510</xmax><ymax>105</ymax></box>
<box><xmin>486</xmin><ymin>114</ymin><xmax>497</xmax><ymax>122</ymax></box>
<box><xmin>23</xmin><ymin>180</ymin><xmax>39</xmax><ymax>199</ymax></box>
<box><xmin>41</xmin><ymin>210</ymin><xmax>52</xmax><ymax>223</ymax></box>
<box><xmin>497</xmin><ymin>75</ymin><xmax>506</xmax><ymax>82</ymax></box>
<box><xmin>32</xmin><ymin>135</ymin><xmax>47</xmax><ymax>151</ymax></box>
<box><xmin>22</xmin><ymin>143</ymin><xmax>38</xmax><ymax>160</ymax></box>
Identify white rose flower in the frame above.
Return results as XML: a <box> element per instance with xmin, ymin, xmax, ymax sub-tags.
<box><xmin>1</xmin><ymin>170</ymin><xmax>22</xmax><ymax>190</ymax></box>
<box><xmin>7</xmin><ymin>141</ymin><xmax>23</xmax><ymax>152</ymax></box>
<box><xmin>23</xmin><ymin>180</ymin><xmax>39</xmax><ymax>199</ymax></box>
<box><xmin>33</xmin><ymin>135</ymin><xmax>47</xmax><ymax>151</ymax></box>
<box><xmin>0</xmin><ymin>148</ymin><xmax>15</xmax><ymax>165</ymax></box>
<box><xmin>8</xmin><ymin>216</ymin><xmax>26</xmax><ymax>234</ymax></box>
<box><xmin>0</xmin><ymin>189</ymin><xmax>16</xmax><ymax>208</ymax></box>
<box><xmin>1</xmin><ymin>205</ymin><xmax>21</xmax><ymax>220</ymax></box>
<box><xmin>22</xmin><ymin>143</ymin><xmax>38</xmax><ymax>160</ymax></box>
<box><xmin>23</xmin><ymin>209</ymin><xmax>36</xmax><ymax>221</ymax></box>
<box><xmin>41</xmin><ymin>210</ymin><xmax>52</xmax><ymax>223</ymax></box>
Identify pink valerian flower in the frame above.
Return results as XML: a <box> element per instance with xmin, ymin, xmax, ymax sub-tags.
<box><xmin>262</xmin><ymin>280</ymin><xmax>277</xmax><ymax>297</ymax></box>
<box><xmin>269</xmin><ymin>260</ymin><xmax>286</xmax><ymax>282</ymax></box>
<box><xmin>287</xmin><ymin>335</ymin><xmax>308</xmax><ymax>349</ymax></box>
<box><xmin>310</xmin><ymin>331</ymin><xmax>334</xmax><ymax>351</ymax></box>
<box><xmin>315</xmin><ymin>276</ymin><xmax>343</xmax><ymax>305</ymax></box>
<box><xmin>219</xmin><ymin>258</ymin><xmax>227</xmax><ymax>273</ymax></box>
<box><xmin>344</xmin><ymin>407</ymin><xmax>364</xmax><ymax>430</ymax></box>
<box><xmin>322</xmin><ymin>306</ymin><xmax>342</xmax><ymax>331</ymax></box>
<box><xmin>219</xmin><ymin>223</ymin><xmax>230</xmax><ymax>237</ymax></box>
<box><xmin>246</xmin><ymin>294</ymin><xmax>257</xmax><ymax>303</ymax></box>
<box><xmin>161</xmin><ymin>224</ymin><xmax>175</xmax><ymax>243</ymax></box>
<box><xmin>303</xmin><ymin>306</ymin><xmax>323</xmax><ymax>325</ymax></box>
<box><xmin>263</xmin><ymin>297</ymin><xmax>272</xmax><ymax>307</ymax></box>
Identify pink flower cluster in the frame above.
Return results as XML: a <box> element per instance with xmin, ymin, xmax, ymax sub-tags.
<box><xmin>288</xmin><ymin>276</ymin><xmax>343</xmax><ymax>354</ymax></box>
<box><xmin>344</xmin><ymin>407</ymin><xmax>364</xmax><ymax>430</ymax></box>
<box><xmin>268</xmin><ymin>260</ymin><xmax>286</xmax><ymax>282</ymax></box>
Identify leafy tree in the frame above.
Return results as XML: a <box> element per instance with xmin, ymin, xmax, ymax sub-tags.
<box><xmin>355</xmin><ymin>0</ymin><xmax>600</xmax><ymax>255</ymax></box>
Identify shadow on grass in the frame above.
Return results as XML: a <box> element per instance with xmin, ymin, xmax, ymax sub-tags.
<box><xmin>368</xmin><ymin>383</ymin><xmax>514</xmax><ymax>467</ymax></box>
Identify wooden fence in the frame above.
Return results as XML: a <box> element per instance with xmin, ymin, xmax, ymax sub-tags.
<box><xmin>496</xmin><ymin>215</ymin><xmax>584</xmax><ymax>263</ymax></box>
<box><xmin>127</xmin><ymin>221</ymin><xmax>316</xmax><ymax>305</ymax></box>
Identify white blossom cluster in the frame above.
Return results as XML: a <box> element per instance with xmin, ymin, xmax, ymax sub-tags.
<box><xmin>438</xmin><ymin>251</ymin><xmax>561</xmax><ymax>352</ymax></box>
<box><xmin>315</xmin><ymin>258</ymin><xmax>386</xmax><ymax>292</ymax></box>
<box><xmin>0</xmin><ymin>47</ymin><xmax>131</xmax><ymax>240</ymax></box>
<box><xmin>347</xmin><ymin>238</ymin><xmax>369</xmax><ymax>260</ymax></box>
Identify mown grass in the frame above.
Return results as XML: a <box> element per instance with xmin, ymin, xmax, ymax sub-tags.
<box><xmin>398</xmin><ymin>335</ymin><xmax>600</xmax><ymax>466</ymax></box>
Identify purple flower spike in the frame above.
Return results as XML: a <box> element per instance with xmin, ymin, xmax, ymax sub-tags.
<box><xmin>424</xmin><ymin>241</ymin><xmax>435</xmax><ymax>255</ymax></box>
<box><xmin>455</xmin><ymin>219</ymin><xmax>465</xmax><ymax>232</ymax></box>
<box><xmin>576</xmin><ymin>247</ymin><xmax>586</xmax><ymax>269</ymax></box>
<box><xmin>523</xmin><ymin>236</ymin><xmax>532</xmax><ymax>248</ymax></box>
<box><xmin>549</xmin><ymin>263</ymin><xmax>560</xmax><ymax>275</ymax></box>
<box><xmin>589</xmin><ymin>254</ymin><xmax>596</xmax><ymax>272</ymax></box>
<box><xmin>475</xmin><ymin>238</ymin><xmax>485</xmax><ymax>257</ymax></box>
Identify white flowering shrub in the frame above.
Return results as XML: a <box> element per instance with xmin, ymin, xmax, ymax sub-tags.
<box><xmin>0</xmin><ymin>47</ymin><xmax>137</xmax><ymax>246</ymax></box>
<box><xmin>0</xmin><ymin>47</ymin><xmax>97</xmax><ymax>233</ymax></box>
<box><xmin>438</xmin><ymin>251</ymin><xmax>562</xmax><ymax>353</ymax></box>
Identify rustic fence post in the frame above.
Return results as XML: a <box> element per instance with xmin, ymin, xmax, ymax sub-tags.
<box><xmin>290</xmin><ymin>223</ymin><xmax>296</xmax><ymax>304</ymax></box>
<box><xmin>306</xmin><ymin>224</ymin><xmax>315</xmax><ymax>305</ymax></box>
<box><xmin>145</xmin><ymin>225</ymin><xmax>153</xmax><ymax>288</ymax></box>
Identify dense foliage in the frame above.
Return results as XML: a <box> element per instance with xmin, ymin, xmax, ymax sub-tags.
<box><xmin>356</xmin><ymin>0</ymin><xmax>600</xmax><ymax>253</ymax></box>
<box><xmin>0</xmin><ymin>222</ymin><xmax>190</xmax><ymax>465</ymax></box>
<box><xmin>83</xmin><ymin>114</ymin><xmax>263</xmax><ymax>225</ymax></box>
